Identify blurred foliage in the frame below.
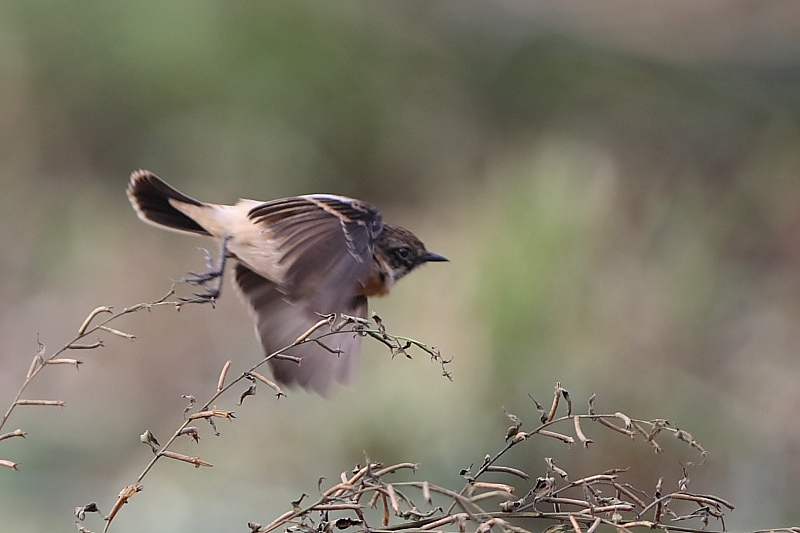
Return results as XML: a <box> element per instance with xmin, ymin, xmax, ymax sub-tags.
<box><xmin>2</xmin><ymin>1</ymin><xmax>800</xmax><ymax>532</ymax></box>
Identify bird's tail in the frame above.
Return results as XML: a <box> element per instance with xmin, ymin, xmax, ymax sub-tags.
<box><xmin>127</xmin><ymin>170</ymin><xmax>211</xmax><ymax>236</ymax></box>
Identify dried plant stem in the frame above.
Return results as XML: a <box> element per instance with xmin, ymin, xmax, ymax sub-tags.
<box><xmin>0</xmin><ymin>289</ymin><xmax>180</xmax><ymax>435</ymax></box>
<box><xmin>223</xmin><ymin>387</ymin><xmax>735</xmax><ymax>533</ymax></box>
<box><xmin>100</xmin><ymin>315</ymin><xmax>447</xmax><ymax>533</ymax></box>
<box><xmin>444</xmin><ymin>386</ymin><xmax>711</xmax><ymax>522</ymax></box>
<box><xmin>101</xmin><ymin>318</ymin><xmax>333</xmax><ymax>532</ymax></box>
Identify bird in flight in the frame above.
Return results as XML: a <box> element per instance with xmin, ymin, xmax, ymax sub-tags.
<box><xmin>127</xmin><ymin>170</ymin><xmax>447</xmax><ymax>394</ymax></box>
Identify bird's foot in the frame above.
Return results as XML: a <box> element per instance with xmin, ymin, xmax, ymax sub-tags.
<box><xmin>177</xmin><ymin>234</ymin><xmax>231</xmax><ymax>303</ymax></box>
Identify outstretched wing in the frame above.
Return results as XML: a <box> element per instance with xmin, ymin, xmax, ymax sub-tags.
<box><xmin>233</xmin><ymin>263</ymin><xmax>368</xmax><ymax>395</ymax></box>
<box><xmin>246</xmin><ymin>194</ymin><xmax>383</xmax><ymax>313</ymax></box>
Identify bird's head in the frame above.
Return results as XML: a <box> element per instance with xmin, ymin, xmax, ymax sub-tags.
<box><xmin>377</xmin><ymin>224</ymin><xmax>448</xmax><ymax>284</ymax></box>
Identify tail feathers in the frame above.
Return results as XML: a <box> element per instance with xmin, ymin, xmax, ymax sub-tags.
<box><xmin>127</xmin><ymin>170</ymin><xmax>211</xmax><ymax>236</ymax></box>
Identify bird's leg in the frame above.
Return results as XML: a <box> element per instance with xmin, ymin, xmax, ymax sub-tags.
<box><xmin>177</xmin><ymin>234</ymin><xmax>231</xmax><ymax>303</ymax></box>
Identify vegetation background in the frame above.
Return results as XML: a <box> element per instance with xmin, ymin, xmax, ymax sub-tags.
<box><xmin>2</xmin><ymin>1</ymin><xmax>800</xmax><ymax>531</ymax></box>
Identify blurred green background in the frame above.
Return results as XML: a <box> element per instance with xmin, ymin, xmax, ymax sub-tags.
<box><xmin>2</xmin><ymin>1</ymin><xmax>800</xmax><ymax>531</ymax></box>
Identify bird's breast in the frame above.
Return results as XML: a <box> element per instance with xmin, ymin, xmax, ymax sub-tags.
<box><xmin>358</xmin><ymin>270</ymin><xmax>392</xmax><ymax>297</ymax></box>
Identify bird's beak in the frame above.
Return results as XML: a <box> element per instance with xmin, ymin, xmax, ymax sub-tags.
<box><xmin>423</xmin><ymin>251</ymin><xmax>449</xmax><ymax>263</ymax></box>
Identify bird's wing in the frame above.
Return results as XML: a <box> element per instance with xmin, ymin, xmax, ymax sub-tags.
<box><xmin>233</xmin><ymin>263</ymin><xmax>367</xmax><ymax>395</ymax></box>
<box><xmin>246</xmin><ymin>194</ymin><xmax>383</xmax><ymax>313</ymax></box>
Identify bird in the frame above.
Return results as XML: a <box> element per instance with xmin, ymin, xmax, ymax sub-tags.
<box><xmin>126</xmin><ymin>170</ymin><xmax>447</xmax><ymax>395</ymax></box>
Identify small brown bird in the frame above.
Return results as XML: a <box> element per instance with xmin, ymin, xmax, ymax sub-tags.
<box><xmin>127</xmin><ymin>170</ymin><xmax>447</xmax><ymax>394</ymax></box>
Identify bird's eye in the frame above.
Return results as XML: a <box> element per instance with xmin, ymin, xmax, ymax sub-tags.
<box><xmin>394</xmin><ymin>246</ymin><xmax>412</xmax><ymax>260</ymax></box>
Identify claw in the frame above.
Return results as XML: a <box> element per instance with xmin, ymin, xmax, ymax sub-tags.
<box><xmin>178</xmin><ymin>270</ymin><xmax>223</xmax><ymax>286</ymax></box>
